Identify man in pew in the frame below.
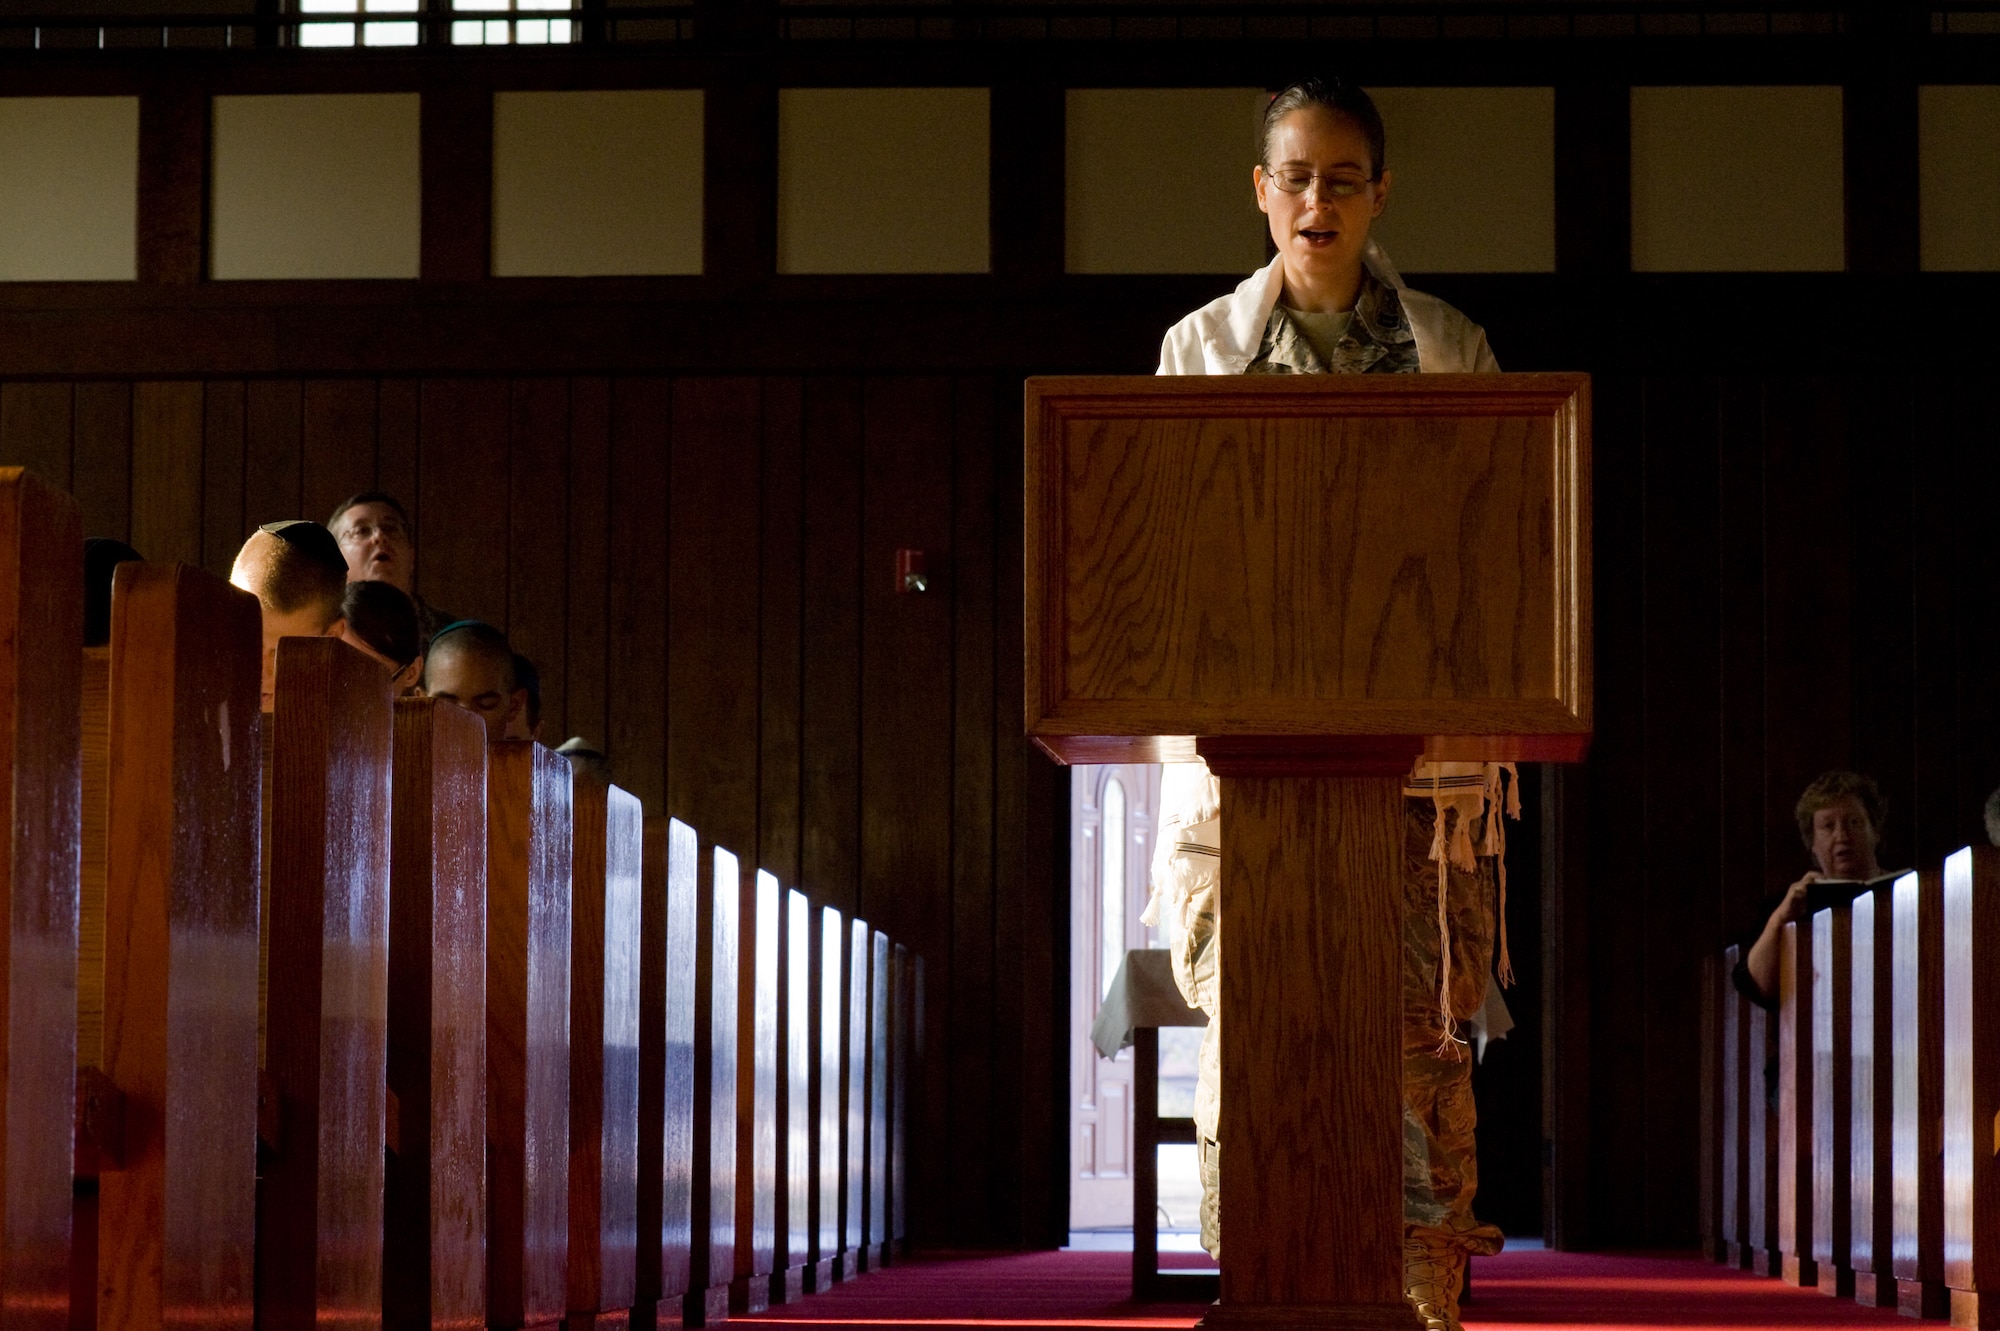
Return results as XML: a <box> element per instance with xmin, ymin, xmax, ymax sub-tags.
<box><xmin>508</xmin><ymin>651</ymin><xmax>544</xmax><ymax>742</ymax></box>
<box><xmin>1736</xmin><ymin>771</ymin><xmax>1900</xmax><ymax>1005</ymax></box>
<box><xmin>340</xmin><ymin>579</ymin><xmax>424</xmax><ymax>694</ymax></box>
<box><xmin>421</xmin><ymin>619</ymin><xmax>530</xmax><ymax>741</ymax></box>
<box><xmin>228</xmin><ymin>520</ymin><xmax>349</xmax><ymax>712</ymax></box>
<box><xmin>329</xmin><ymin>491</ymin><xmax>458</xmax><ymax>644</ymax></box>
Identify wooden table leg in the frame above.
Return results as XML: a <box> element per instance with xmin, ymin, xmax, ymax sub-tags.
<box><xmin>1204</xmin><ymin>772</ymin><xmax>1414</xmax><ymax>1330</ymax></box>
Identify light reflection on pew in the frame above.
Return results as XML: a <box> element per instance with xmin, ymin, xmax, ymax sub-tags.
<box><xmin>385</xmin><ymin>695</ymin><xmax>489</xmax><ymax>1327</ymax></box>
<box><xmin>690</xmin><ymin>846</ymin><xmax>740</xmax><ymax>1325</ymax></box>
<box><xmin>1708</xmin><ymin>854</ymin><xmax>2000</xmax><ymax>1321</ymax></box>
<box><xmin>98</xmin><ymin>560</ymin><xmax>260</xmax><ymax>1329</ymax></box>
<box><xmin>488</xmin><ymin>740</ymin><xmax>574</xmax><ymax>1329</ymax></box>
<box><xmin>2</xmin><ymin>466</ymin><xmax>926</xmax><ymax>1327</ymax></box>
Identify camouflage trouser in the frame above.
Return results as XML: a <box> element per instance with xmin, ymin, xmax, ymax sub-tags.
<box><xmin>1401</xmin><ymin>802</ymin><xmax>1497</xmax><ymax>1232</ymax></box>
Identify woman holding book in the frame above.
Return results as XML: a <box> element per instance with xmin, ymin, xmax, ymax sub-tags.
<box><xmin>1737</xmin><ymin>769</ymin><xmax>1898</xmax><ymax>1004</ymax></box>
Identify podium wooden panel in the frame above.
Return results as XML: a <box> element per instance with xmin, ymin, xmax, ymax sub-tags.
<box><xmin>384</xmin><ymin>696</ymin><xmax>489</xmax><ymax>1330</ymax></box>
<box><xmin>1024</xmin><ymin>376</ymin><xmax>1590</xmax><ymax>1327</ymax></box>
<box><xmin>257</xmin><ymin>636</ymin><xmax>394</xmax><ymax>1331</ymax></box>
<box><xmin>98</xmin><ymin>561</ymin><xmax>262</xmax><ymax>1330</ymax></box>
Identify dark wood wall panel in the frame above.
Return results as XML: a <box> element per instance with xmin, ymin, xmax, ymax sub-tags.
<box><xmin>565</xmin><ymin>378</ymin><xmax>612</xmax><ymax>755</ymax></box>
<box><xmin>607</xmin><ymin>378</ymin><xmax>671</xmax><ymax>816</ymax></box>
<box><xmin>799</xmin><ymin>379</ymin><xmax>864</xmax><ymax>925</ymax></box>
<box><xmin>506</xmin><ymin>377</ymin><xmax>573</xmax><ymax>739</ymax></box>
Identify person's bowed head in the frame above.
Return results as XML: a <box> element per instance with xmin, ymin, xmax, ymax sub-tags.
<box><xmin>229</xmin><ymin>520</ymin><xmax>349</xmax><ymax>712</ymax></box>
<box><xmin>421</xmin><ymin>620</ymin><xmax>529</xmax><ymax>742</ymax></box>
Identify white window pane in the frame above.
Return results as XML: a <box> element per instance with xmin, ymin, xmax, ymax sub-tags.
<box><xmin>519</xmin><ymin>0</ymin><xmax>572</xmax><ymax>10</ymax></box>
<box><xmin>451</xmin><ymin>18</ymin><xmax>484</xmax><ymax>41</ymax></box>
<box><xmin>487</xmin><ymin>18</ymin><xmax>509</xmax><ymax>41</ymax></box>
<box><xmin>517</xmin><ymin>18</ymin><xmax>549</xmax><ymax>42</ymax></box>
<box><xmin>454</xmin><ymin>0</ymin><xmax>506</xmax><ymax>11</ymax></box>
<box><xmin>365</xmin><ymin>0</ymin><xmax>418</xmax><ymax>11</ymax></box>
<box><xmin>300</xmin><ymin>0</ymin><xmax>356</xmax><ymax>11</ymax></box>
<box><xmin>551</xmin><ymin>18</ymin><xmax>571</xmax><ymax>40</ymax></box>
<box><xmin>300</xmin><ymin>21</ymin><xmax>357</xmax><ymax>44</ymax></box>
<box><xmin>363</xmin><ymin>20</ymin><xmax>418</xmax><ymax>43</ymax></box>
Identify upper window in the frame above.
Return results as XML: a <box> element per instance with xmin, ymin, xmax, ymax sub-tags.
<box><xmin>295</xmin><ymin>0</ymin><xmax>575</xmax><ymax>48</ymax></box>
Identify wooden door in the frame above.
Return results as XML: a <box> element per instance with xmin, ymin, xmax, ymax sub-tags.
<box><xmin>1069</xmin><ymin>763</ymin><xmax>1161</xmax><ymax>1231</ymax></box>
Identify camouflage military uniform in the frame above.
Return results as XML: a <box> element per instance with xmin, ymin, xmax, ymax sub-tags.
<box><xmin>1244</xmin><ymin>269</ymin><xmax>1424</xmax><ymax>377</ymax></box>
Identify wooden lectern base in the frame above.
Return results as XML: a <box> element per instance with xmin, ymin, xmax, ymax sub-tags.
<box><xmin>1201</xmin><ymin>765</ymin><xmax>1414</xmax><ymax>1329</ymax></box>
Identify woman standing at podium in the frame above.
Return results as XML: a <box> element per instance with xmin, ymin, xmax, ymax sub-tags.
<box><xmin>1146</xmin><ymin>76</ymin><xmax>1510</xmax><ymax>1331</ymax></box>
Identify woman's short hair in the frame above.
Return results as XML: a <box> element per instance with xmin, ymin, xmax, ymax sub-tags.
<box><xmin>1260</xmin><ymin>76</ymin><xmax>1387</xmax><ymax>177</ymax></box>
<box><xmin>1794</xmin><ymin>770</ymin><xmax>1886</xmax><ymax>847</ymax></box>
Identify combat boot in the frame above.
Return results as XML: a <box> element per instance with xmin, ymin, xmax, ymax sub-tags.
<box><xmin>1403</xmin><ymin>1225</ymin><xmax>1466</xmax><ymax>1331</ymax></box>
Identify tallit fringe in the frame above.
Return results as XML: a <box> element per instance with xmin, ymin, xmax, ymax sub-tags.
<box><xmin>1420</xmin><ymin>762</ymin><xmax>1522</xmax><ymax>1056</ymax></box>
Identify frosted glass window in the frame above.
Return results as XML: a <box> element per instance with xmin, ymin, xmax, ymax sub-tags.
<box><xmin>1920</xmin><ymin>87</ymin><xmax>2000</xmax><ymax>272</ymax></box>
<box><xmin>778</xmin><ymin>87</ymin><xmax>989</xmax><ymax>274</ymax></box>
<box><xmin>296</xmin><ymin>0</ymin><xmax>420</xmax><ymax>47</ymax></box>
<box><xmin>1631</xmin><ymin>86</ymin><xmax>1844</xmax><ymax>272</ymax></box>
<box><xmin>212</xmin><ymin>94</ymin><xmax>421</xmax><ymax>280</ymax></box>
<box><xmin>452</xmin><ymin>0</ymin><xmax>574</xmax><ymax>44</ymax></box>
<box><xmin>1066</xmin><ymin>88</ymin><xmax>1266</xmax><ymax>275</ymax></box>
<box><xmin>0</xmin><ymin>97</ymin><xmax>137</xmax><ymax>282</ymax></box>
<box><xmin>1366</xmin><ymin>88</ymin><xmax>1555</xmax><ymax>274</ymax></box>
<box><xmin>493</xmin><ymin>90</ymin><xmax>704</xmax><ymax>276</ymax></box>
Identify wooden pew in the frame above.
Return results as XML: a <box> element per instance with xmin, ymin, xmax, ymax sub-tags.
<box><xmin>635</xmin><ymin>818</ymin><xmax>698</xmax><ymax>1329</ymax></box>
<box><xmin>94</xmin><ymin>561</ymin><xmax>262</xmax><ymax>1329</ymax></box>
<box><xmin>893</xmin><ymin>944</ymin><xmax>912</xmax><ymax>1259</ymax></box>
<box><xmin>1747</xmin><ymin>998</ymin><xmax>1778</xmax><ymax>1276</ymax></box>
<box><xmin>256</xmin><ymin>636</ymin><xmax>394</xmax><ymax>1331</ymax></box>
<box><xmin>732</xmin><ymin>870</ymin><xmax>781</xmax><ymax>1313</ymax></box>
<box><xmin>843</xmin><ymin>917</ymin><xmax>868</xmax><ymax>1280</ymax></box>
<box><xmin>384</xmin><ymin>696</ymin><xmax>489</xmax><ymax>1328</ymax></box>
<box><xmin>1810</xmin><ymin>903</ymin><xmax>1852</xmax><ymax>1297</ymax></box>
<box><xmin>0</xmin><ymin>470</ymin><xmax>82</xmax><ymax>1327</ymax></box>
<box><xmin>488</xmin><ymin>740</ymin><xmax>575</xmax><ymax>1330</ymax></box>
<box><xmin>688</xmin><ymin>845</ymin><xmax>740</xmax><ymax>1326</ymax></box>
<box><xmin>1892</xmin><ymin>867</ymin><xmax>1947</xmax><ymax>1318</ymax></box>
<box><xmin>568</xmin><ymin>776</ymin><xmax>644</xmax><ymax>1330</ymax></box>
<box><xmin>1943</xmin><ymin>845</ymin><xmax>2000</xmax><ymax>1327</ymax></box>
<box><xmin>777</xmin><ymin>888</ymin><xmax>811</xmax><ymax>1304</ymax></box>
<box><xmin>867</xmin><ymin>929</ymin><xmax>890</xmax><ymax>1271</ymax></box>
<box><xmin>1777</xmin><ymin>916</ymin><xmax>1815</xmax><ymax>1286</ymax></box>
<box><xmin>813</xmin><ymin>906</ymin><xmax>843</xmax><ymax>1291</ymax></box>
<box><xmin>1700</xmin><ymin>954</ymin><xmax>1721</xmax><ymax>1263</ymax></box>
<box><xmin>1850</xmin><ymin>884</ymin><xmax>1895</xmax><ymax>1306</ymax></box>
<box><xmin>1721</xmin><ymin>945</ymin><xmax>1750</xmax><ymax>1269</ymax></box>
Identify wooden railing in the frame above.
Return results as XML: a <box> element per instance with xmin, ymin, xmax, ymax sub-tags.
<box><xmin>1701</xmin><ymin>856</ymin><xmax>2000</xmax><ymax>1322</ymax></box>
<box><xmin>0</xmin><ymin>468</ymin><xmax>919</xmax><ymax>1327</ymax></box>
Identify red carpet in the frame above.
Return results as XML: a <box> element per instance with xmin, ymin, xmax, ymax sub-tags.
<box><xmin>733</xmin><ymin>1249</ymin><xmax>1945</xmax><ymax>1330</ymax></box>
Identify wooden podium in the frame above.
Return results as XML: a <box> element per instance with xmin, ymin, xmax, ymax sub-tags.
<box><xmin>1024</xmin><ymin>375</ymin><xmax>1591</xmax><ymax>1328</ymax></box>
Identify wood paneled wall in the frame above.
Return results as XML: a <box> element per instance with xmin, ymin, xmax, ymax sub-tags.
<box><xmin>1572</xmin><ymin>373</ymin><xmax>2000</xmax><ymax>1247</ymax></box>
<box><xmin>0</xmin><ymin>369</ymin><xmax>1063</xmax><ymax>1249</ymax></box>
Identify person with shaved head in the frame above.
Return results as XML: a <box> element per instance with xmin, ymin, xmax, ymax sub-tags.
<box><xmin>229</xmin><ymin>520</ymin><xmax>349</xmax><ymax>712</ymax></box>
<box><xmin>422</xmin><ymin>620</ymin><xmax>527</xmax><ymax>741</ymax></box>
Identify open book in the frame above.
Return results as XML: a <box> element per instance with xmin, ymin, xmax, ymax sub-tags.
<box><xmin>1802</xmin><ymin>872</ymin><xmax>1907</xmax><ymax>914</ymax></box>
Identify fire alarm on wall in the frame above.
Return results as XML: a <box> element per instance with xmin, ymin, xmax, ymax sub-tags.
<box><xmin>897</xmin><ymin>548</ymin><xmax>928</xmax><ymax>593</ymax></box>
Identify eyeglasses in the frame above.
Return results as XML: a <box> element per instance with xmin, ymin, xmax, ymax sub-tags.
<box><xmin>337</xmin><ymin>519</ymin><xmax>410</xmax><ymax>545</ymax></box>
<box><xmin>1263</xmin><ymin>167</ymin><xmax>1376</xmax><ymax>198</ymax></box>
